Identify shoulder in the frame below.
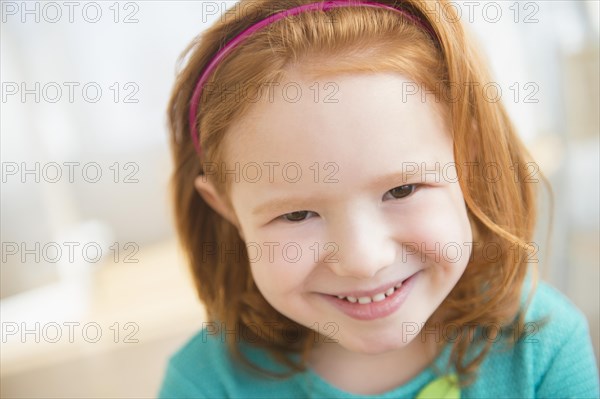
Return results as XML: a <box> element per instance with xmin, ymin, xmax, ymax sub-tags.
<box><xmin>158</xmin><ymin>327</ymin><xmax>230</xmax><ymax>398</ymax></box>
<box><xmin>517</xmin><ymin>278</ymin><xmax>595</xmax><ymax>360</ymax></box>
<box><xmin>464</xmin><ymin>279</ymin><xmax>599</xmax><ymax>397</ymax></box>
<box><xmin>158</xmin><ymin>325</ymin><xmax>307</xmax><ymax>398</ymax></box>
<box><xmin>520</xmin><ymin>279</ymin><xmax>599</xmax><ymax>395</ymax></box>
<box><xmin>520</xmin><ymin>279</ymin><xmax>588</xmax><ymax>339</ymax></box>
<box><xmin>499</xmin><ymin>278</ymin><xmax>591</xmax><ymax>361</ymax></box>
<box><xmin>522</xmin><ymin>279</ymin><xmax>586</xmax><ymax>325</ymax></box>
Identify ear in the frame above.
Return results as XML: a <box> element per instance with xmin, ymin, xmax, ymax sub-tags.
<box><xmin>194</xmin><ymin>174</ymin><xmax>245</xmax><ymax>239</ymax></box>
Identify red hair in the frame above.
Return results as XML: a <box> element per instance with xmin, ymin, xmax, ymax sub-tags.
<box><xmin>167</xmin><ymin>0</ymin><xmax>551</xmax><ymax>387</ymax></box>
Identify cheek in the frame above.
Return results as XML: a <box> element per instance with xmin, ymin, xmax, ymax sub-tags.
<box><xmin>398</xmin><ymin>185</ymin><xmax>473</xmax><ymax>269</ymax></box>
<box><xmin>247</xmin><ymin>239</ymin><xmax>317</xmax><ymax>301</ymax></box>
<box><xmin>248</xmin><ymin>247</ymin><xmax>320</xmax><ymax>325</ymax></box>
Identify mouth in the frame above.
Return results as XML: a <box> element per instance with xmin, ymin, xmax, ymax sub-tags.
<box><xmin>320</xmin><ymin>271</ymin><xmax>422</xmax><ymax>321</ymax></box>
<box><xmin>327</xmin><ymin>272</ymin><xmax>419</xmax><ymax>304</ymax></box>
<box><xmin>332</xmin><ymin>282</ymin><xmax>403</xmax><ymax>304</ymax></box>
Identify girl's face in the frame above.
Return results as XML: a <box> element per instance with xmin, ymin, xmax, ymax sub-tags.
<box><xmin>220</xmin><ymin>70</ymin><xmax>473</xmax><ymax>354</ymax></box>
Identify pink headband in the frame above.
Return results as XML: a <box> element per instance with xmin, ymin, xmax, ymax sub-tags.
<box><xmin>189</xmin><ymin>0</ymin><xmax>438</xmax><ymax>156</ymax></box>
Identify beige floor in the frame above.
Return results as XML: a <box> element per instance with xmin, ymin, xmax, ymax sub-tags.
<box><xmin>1</xmin><ymin>239</ymin><xmax>206</xmax><ymax>398</ymax></box>
<box><xmin>1</xmin><ymin>333</ymin><xmax>195</xmax><ymax>398</ymax></box>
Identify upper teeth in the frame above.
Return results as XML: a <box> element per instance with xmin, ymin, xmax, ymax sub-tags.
<box><xmin>336</xmin><ymin>283</ymin><xmax>402</xmax><ymax>304</ymax></box>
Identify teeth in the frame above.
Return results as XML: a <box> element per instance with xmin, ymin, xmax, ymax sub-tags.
<box><xmin>335</xmin><ymin>285</ymin><xmax>400</xmax><ymax>304</ymax></box>
<box><xmin>372</xmin><ymin>293</ymin><xmax>386</xmax><ymax>302</ymax></box>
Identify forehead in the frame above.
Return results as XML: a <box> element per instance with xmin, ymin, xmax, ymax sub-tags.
<box><xmin>222</xmin><ymin>71</ymin><xmax>453</xmax><ymax>186</ymax></box>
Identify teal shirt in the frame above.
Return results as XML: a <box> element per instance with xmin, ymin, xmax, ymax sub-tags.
<box><xmin>158</xmin><ymin>281</ymin><xmax>600</xmax><ymax>398</ymax></box>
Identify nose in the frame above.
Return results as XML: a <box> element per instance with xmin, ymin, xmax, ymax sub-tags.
<box><xmin>324</xmin><ymin>208</ymin><xmax>397</xmax><ymax>279</ymax></box>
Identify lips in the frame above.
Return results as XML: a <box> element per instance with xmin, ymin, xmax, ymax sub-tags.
<box><xmin>320</xmin><ymin>271</ymin><xmax>422</xmax><ymax>321</ymax></box>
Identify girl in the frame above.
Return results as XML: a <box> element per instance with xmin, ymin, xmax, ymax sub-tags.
<box><xmin>159</xmin><ymin>0</ymin><xmax>599</xmax><ymax>397</ymax></box>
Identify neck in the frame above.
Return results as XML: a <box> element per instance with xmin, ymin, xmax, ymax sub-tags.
<box><xmin>307</xmin><ymin>329</ymin><xmax>444</xmax><ymax>395</ymax></box>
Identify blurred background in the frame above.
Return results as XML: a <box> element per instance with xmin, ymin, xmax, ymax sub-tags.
<box><xmin>1</xmin><ymin>0</ymin><xmax>598</xmax><ymax>397</ymax></box>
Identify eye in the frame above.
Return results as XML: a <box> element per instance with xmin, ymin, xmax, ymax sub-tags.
<box><xmin>280</xmin><ymin>210</ymin><xmax>315</xmax><ymax>222</ymax></box>
<box><xmin>384</xmin><ymin>184</ymin><xmax>418</xmax><ymax>200</ymax></box>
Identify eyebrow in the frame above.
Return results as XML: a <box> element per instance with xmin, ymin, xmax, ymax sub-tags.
<box><xmin>366</xmin><ymin>165</ymin><xmax>426</xmax><ymax>189</ymax></box>
<box><xmin>252</xmin><ymin>196</ymin><xmax>320</xmax><ymax>217</ymax></box>
<box><xmin>251</xmin><ymin>165</ymin><xmax>428</xmax><ymax>217</ymax></box>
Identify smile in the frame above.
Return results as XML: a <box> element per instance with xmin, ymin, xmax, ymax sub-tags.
<box><xmin>335</xmin><ymin>283</ymin><xmax>402</xmax><ymax>304</ymax></box>
<box><xmin>320</xmin><ymin>271</ymin><xmax>422</xmax><ymax>321</ymax></box>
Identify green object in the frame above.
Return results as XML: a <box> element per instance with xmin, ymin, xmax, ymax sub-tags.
<box><xmin>415</xmin><ymin>373</ymin><xmax>460</xmax><ymax>399</ymax></box>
